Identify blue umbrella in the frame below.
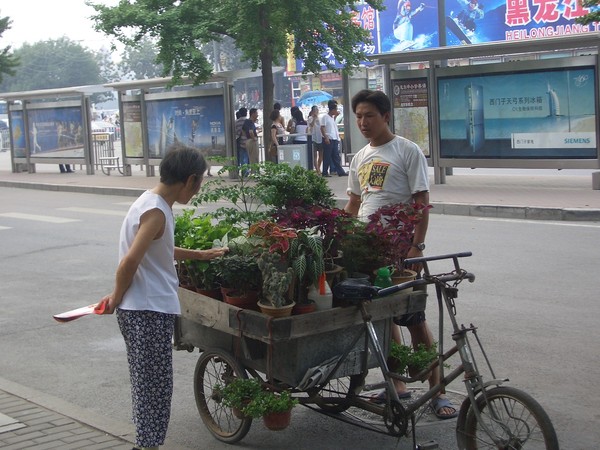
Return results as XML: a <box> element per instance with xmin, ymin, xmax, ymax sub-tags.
<box><xmin>296</xmin><ymin>90</ymin><xmax>333</xmax><ymax>107</ymax></box>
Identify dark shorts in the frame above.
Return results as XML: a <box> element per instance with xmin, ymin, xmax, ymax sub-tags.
<box><xmin>393</xmin><ymin>282</ymin><xmax>427</xmax><ymax>327</ymax></box>
<box><xmin>393</xmin><ymin>311</ymin><xmax>426</xmax><ymax>327</ymax></box>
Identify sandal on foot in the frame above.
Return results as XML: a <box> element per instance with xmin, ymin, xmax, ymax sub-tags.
<box><xmin>369</xmin><ymin>390</ymin><xmax>412</xmax><ymax>404</ymax></box>
<box><xmin>430</xmin><ymin>396</ymin><xmax>458</xmax><ymax>420</ymax></box>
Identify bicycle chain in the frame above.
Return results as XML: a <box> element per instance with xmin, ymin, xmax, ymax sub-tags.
<box><xmin>384</xmin><ymin>400</ymin><xmax>408</xmax><ymax>436</ymax></box>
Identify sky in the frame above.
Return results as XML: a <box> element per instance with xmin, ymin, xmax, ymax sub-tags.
<box><xmin>1</xmin><ymin>1</ymin><xmax>119</xmax><ymax>51</ymax></box>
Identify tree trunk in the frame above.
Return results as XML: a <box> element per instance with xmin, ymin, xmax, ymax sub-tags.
<box><xmin>259</xmin><ymin>6</ymin><xmax>274</xmax><ymax>154</ymax></box>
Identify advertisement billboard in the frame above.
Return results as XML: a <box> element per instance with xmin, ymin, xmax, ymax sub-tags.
<box><xmin>392</xmin><ymin>78</ymin><xmax>431</xmax><ymax>156</ymax></box>
<box><xmin>379</xmin><ymin>0</ymin><xmax>440</xmax><ymax>52</ymax></box>
<box><xmin>27</xmin><ymin>106</ymin><xmax>85</xmax><ymax>158</ymax></box>
<box><xmin>145</xmin><ymin>94</ymin><xmax>226</xmax><ymax>159</ymax></box>
<box><xmin>444</xmin><ymin>0</ymin><xmax>594</xmax><ymax>47</ymax></box>
<box><xmin>122</xmin><ymin>101</ymin><xmax>143</xmax><ymax>158</ymax></box>
<box><xmin>9</xmin><ymin>110</ymin><xmax>26</xmax><ymax>158</ymax></box>
<box><xmin>438</xmin><ymin>61</ymin><xmax>597</xmax><ymax>159</ymax></box>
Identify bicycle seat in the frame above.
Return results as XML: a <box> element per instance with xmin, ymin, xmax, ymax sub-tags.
<box><xmin>332</xmin><ymin>278</ymin><xmax>379</xmax><ymax>305</ymax></box>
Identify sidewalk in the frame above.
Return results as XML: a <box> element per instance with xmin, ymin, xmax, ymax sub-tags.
<box><xmin>0</xmin><ymin>377</ymin><xmax>133</xmax><ymax>450</ymax></box>
<box><xmin>1</xmin><ymin>152</ymin><xmax>599</xmax><ymax>221</ymax></box>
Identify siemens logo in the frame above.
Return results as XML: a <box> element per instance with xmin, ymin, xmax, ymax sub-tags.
<box><xmin>564</xmin><ymin>138</ymin><xmax>591</xmax><ymax>144</ymax></box>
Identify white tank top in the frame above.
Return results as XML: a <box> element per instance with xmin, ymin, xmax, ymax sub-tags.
<box><xmin>118</xmin><ymin>191</ymin><xmax>180</xmax><ymax>314</ymax></box>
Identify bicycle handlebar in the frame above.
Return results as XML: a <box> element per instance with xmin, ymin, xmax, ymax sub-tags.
<box><xmin>404</xmin><ymin>251</ymin><xmax>472</xmax><ymax>266</ymax></box>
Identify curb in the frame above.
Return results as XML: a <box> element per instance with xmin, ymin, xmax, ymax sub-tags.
<box><xmin>2</xmin><ymin>179</ymin><xmax>600</xmax><ymax>222</ymax></box>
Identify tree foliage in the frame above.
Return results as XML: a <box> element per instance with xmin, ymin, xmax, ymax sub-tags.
<box><xmin>575</xmin><ymin>2</ymin><xmax>600</xmax><ymax>24</ymax></box>
<box><xmin>118</xmin><ymin>36</ymin><xmax>165</xmax><ymax>80</ymax></box>
<box><xmin>0</xmin><ymin>12</ymin><xmax>19</xmax><ymax>84</ymax></box>
<box><xmin>0</xmin><ymin>38</ymin><xmax>104</xmax><ymax>92</ymax></box>
<box><xmin>87</xmin><ymin>0</ymin><xmax>384</xmax><ymax>147</ymax></box>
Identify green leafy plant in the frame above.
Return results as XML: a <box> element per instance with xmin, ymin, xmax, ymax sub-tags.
<box><xmin>256</xmin><ymin>163</ymin><xmax>335</xmax><ymax>209</ymax></box>
<box><xmin>241</xmin><ymin>390</ymin><xmax>298</xmax><ymax>419</ymax></box>
<box><xmin>213</xmin><ymin>254</ymin><xmax>262</xmax><ymax>293</ymax></box>
<box><xmin>289</xmin><ymin>228</ymin><xmax>324</xmax><ymax>304</ymax></box>
<box><xmin>217</xmin><ymin>377</ymin><xmax>263</xmax><ymax>411</ymax></box>
<box><xmin>388</xmin><ymin>341</ymin><xmax>439</xmax><ymax>376</ymax></box>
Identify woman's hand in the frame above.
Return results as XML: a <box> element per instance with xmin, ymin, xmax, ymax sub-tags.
<box><xmin>200</xmin><ymin>247</ymin><xmax>229</xmax><ymax>260</ymax></box>
<box><xmin>95</xmin><ymin>294</ymin><xmax>120</xmax><ymax>315</ymax></box>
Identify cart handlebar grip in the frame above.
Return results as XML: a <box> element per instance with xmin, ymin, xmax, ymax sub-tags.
<box><xmin>376</xmin><ymin>278</ymin><xmax>428</xmax><ymax>297</ymax></box>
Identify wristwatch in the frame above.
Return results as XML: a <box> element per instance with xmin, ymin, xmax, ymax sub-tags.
<box><xmin>412</xmin><ymin>242</ymin><xmax>426</xmax><ymax>251</ymax></box>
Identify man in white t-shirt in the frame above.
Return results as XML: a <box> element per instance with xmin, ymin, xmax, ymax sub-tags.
<box><xmin>345</xmin><ymin>89</ymin><xmax>457</xmax><ymax>420</ymax></box>
<box><xmin>320</xmin><ymin>100</ymin><xmax>348</xmax><ymax>177</ymax></box>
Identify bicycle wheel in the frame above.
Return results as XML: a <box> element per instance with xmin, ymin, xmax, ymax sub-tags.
<box><xmin>456</xmin><ymin>386</ymin><xmax>559</xmax><ymax>449</ymax></box>
<box><xmin>316</xmin><ymin>373</ymin><xmax>366</xmax><ymax>413</ymax></box>
<box><xmin>194</xmin><ymin>349</ymin><xmax>252</xmax><ymax>444</ymax></box>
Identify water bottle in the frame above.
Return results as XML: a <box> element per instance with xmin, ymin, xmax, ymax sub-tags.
<box><xmin>374</xmin><ymin>266</ymin><xmax>393</xmax><ymax>288</ymax></box>
<box><xmin>308</xmin><ymin>273</ymin><xmax>333</xmax><ymax>310</ymax></box>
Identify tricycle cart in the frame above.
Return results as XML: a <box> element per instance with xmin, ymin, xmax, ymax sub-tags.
<box><xmin>174</xmin><ymin>252</ymin><xmax>559</xmax><ymax>449</ymax></box>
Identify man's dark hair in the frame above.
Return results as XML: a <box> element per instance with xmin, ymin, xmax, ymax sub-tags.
<box><xmin>351</xmin><ymin>90</ymin><xmax>391</xmax><ymax>116</ymax></box>
<box><xmin>274</xmin><ymin>103</ymin><xmax>282</xmax><ymax>110</ymax></box>
<box><xmin>327</xmin><ymin>100</ymin><xmax>338</xmax><ymax>110</ymax></box>
<box><xmin>238</xmin><ymin>107</ymin><xmax>248</xmax><ymax>118</ymax></box>
<box><xmin>160</xmin><ymin>143</ymin><xmax>206</xmax><ymax>185</ymax></box>
<box><xmin>249</xmin><ymin>108</ymin><xmax>258</xmax><ymax>116</ymax></box>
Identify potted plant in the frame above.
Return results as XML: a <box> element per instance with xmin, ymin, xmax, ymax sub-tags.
<box><xmin>256</xmin><ymin>251</ymin><xmax>295</xmax><ymax>317</ymax></box>
<box><xmin>364</xmin><ymin>202</ymin><xmax>431</xmax><ymax>279</ymax></box>
<box><xmin>240</xmin><ymin>389</ymin><xmax>298</xmax><ymax>431</ymax></box>
<box><xmin>388</xmin><ymin>340</ymin><xmax>439</xmax><ymax>380</ymax></box>
<box><xmin>216</xmin><ymin>377</ymin><xmax>263</xmax><ymax>419</ymax></box>
<box><xmin>288</xmin><ymin>227</ymin><xmax>324</xmax><ymax>309</ymax></box>
<box><xmin>213</xmin><ymin>254</ymin><xmax>262</xmax><ymax>309</ymax></box>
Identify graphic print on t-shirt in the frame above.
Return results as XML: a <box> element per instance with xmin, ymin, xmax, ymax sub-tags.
<box><xmin>358</xmin><ymin>159</ymin><xmax>391</xmax><ymax>192</ymax></box>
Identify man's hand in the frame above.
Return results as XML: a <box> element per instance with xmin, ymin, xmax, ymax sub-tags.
<box><xmin>405</xmin><ymin>246</ymin><xmax>424</xmax><ymax>273</ymax></box>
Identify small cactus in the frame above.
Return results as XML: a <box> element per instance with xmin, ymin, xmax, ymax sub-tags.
<box><xmin>257</xmin><ymin>252</ymin><xmax>293</xmax><ymax>307</ymax></box>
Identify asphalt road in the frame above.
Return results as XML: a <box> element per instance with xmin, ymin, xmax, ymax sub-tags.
<box><xmin>1</xmin><ymin>187</ymin><xmax>599</xmax><ymax>449</ymax></box>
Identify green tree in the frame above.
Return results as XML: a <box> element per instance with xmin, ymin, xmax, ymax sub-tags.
<box><xmin>118</xmin><ymin>36</ymin><xmax>165</xmax><ymax>80</ymax></box>
<box><xmin>88</xmin><ymin>0</ymin><xmax>383</xmax><ymax>148</ymax></box>
<box><xmin>575</xmin><ymin>2</ymin><xmax>600</xmax><ymax>24</ymax></box>
<box><xmin>0</xmin><ymin>38</ymin><xmax>103</xmax><ymax>92</ymax></box>
<box><xmin>0</xmin><ymin>12</ymin><xmax>19</xmax><ymax>84</ymax></box>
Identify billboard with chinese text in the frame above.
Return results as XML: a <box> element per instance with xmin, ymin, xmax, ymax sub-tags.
<box><xmin>438</xmin><ymin>61</ymin><xmax>597</xmax><ymax>159</ymax></box>
<box><xmin>123</xmin><ymin>101</ymin><xmax>143</xmax><ymax>158</ymax></box>
<box><xmin>145</xmin><ymin>94</ymin><xmax>225</xmax><ymax>159</ymax></box>
<box><xmin>444</xmin><ymin>0</ymin><xmax>595</xmax><ymax>47</ymax></box>
<box><xmin>392</xmin><ymin>78</ymin><xmax>431</xmax><ymax>156</ymax></box>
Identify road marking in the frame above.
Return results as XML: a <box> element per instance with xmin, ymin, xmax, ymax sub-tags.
<box><xmin>0</xmin><ymin>213</ymin><xmax>80</xmax><ymax>223</ymax></box>
<box><xmin>477</xmin><ymin>218</ymin><xmax>600</xmax><ymax>228</ymax></box>
<box><xmin>58</xmin><ymin>207</ymin><xmax>127</xmax><ymax>216</ymax></box>
<box><xmin>0</xmin><ymin>226</ymin><xmax>11</xmax><ymax>230</ymax></box>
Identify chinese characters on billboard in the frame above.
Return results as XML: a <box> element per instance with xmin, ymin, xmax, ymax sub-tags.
<box><xmin>392</xmin><ymin>79</ymin><xmax>431</xmax><ymax>156</ymax></box>
<box><xmin>438</xmin><ymin>65</ymin><xmax>597</xmax><ymax>159</ymax></box>
<box><xmin>145</xmin><ymin>95</ymin><xmax>225</xmax><ymax>159</ymax></box>
<box><xmin>122</xmin><ymin>101</ymin><xmax>143</xmax><ymax>158</ymax></box>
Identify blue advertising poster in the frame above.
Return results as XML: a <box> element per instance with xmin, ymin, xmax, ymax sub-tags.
<box><xmin>438</xmin><ymin>66</ymin><xmax>597</xmax><ymax>159</ymax></box>
<box><xmin>379</xmin><ymin>0</ymin><xmax>440</xmax><ymax>52</ymax></box>
<box><xmin>9</xmin><ymin>110</ymin><xmax>26</xmax><ymax>158</ymax></box>
<box><xmin>27</xmin><ymin>107</ymin><xmax>84</xmax><ymax>157</ymax></box>
<box><xmin>145</xmin><ymin>95</ymin><xmax>226</xmax><ymax>159</ymax></box>
<box><xmin>444</xmin><ymin>0</ymin><xmax>595</xmax><ymax>47</ymax></box>
<box><xmin>293</xmin><ymin>3</ymin><xmax>379</xmax><ymax>72</ymax></box>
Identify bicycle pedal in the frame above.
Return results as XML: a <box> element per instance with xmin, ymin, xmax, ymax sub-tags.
<box><xmin>416</xmin><ymin>441</ymin><xmax>438</xmax><ymax>450</ymax></box>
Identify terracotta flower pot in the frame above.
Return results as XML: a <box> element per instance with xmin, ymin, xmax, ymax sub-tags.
<box><xmin>223</xmin><ymin>289</ymin><xmax>260</xmax><ymax>311</ymax></box>
<box><xmin>391</xmin><ymin>269</ymin><xmax>417</xmax><ymax>285</ymax></box>
<box><xmin>292</xmin><ymin>302</ymin><xmax>317</xmax><ymax>315</ymax></box>
<box><xmin>262</xmin><ymin>409</ymin><xmax>292</xmax><ymax>431</ymax></box>
<box><xmin>258</xmin><ymin>301</ymin><xmax>295</xmax><ymax>318</ymax></box>
<box><xmin>196</xmin><ymin>287</ymin><xmax>222</xmax><ymax>301</ymax></box>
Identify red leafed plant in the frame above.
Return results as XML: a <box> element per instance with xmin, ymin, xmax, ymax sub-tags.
<box><xmin>248</xmin><ymin>220</ymin><xmax>298</xmax><ymax>254</ymax></box>
<box><xmin>365</xmin><ymin>202</ymin><xmax>431</xmax><ymax>268</ymax></box>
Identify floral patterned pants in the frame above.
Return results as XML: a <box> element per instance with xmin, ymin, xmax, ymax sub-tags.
<box><xmin>117</xmin><ymin>309</ymin><xmax>176</xmax><ymax>448</ymax></box>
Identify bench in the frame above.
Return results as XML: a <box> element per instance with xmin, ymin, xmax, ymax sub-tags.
<box><xmin>99</xmin><ymin>156</ymin><xmax>124</xmax><ymax>175</ymax></box>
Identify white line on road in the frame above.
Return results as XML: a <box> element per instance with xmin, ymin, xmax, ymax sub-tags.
<box><xmin>0</xmin><ymin>226</ymin><xmax>11</xmax><ymax>230</ymax></box>
<box><xmin>58</xmin><ymin>207</ymin><xmax>127</xmax><ymax>216</ymax></box>
<box><xmin>0</xmin><ymin>213</ymin><xmax>81</xmax><ymax>223</ymax></box>
<box><xmin>477</xmin><ymin>217</ymin><xmax>600</xmax><ymax>228</ymax></box>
